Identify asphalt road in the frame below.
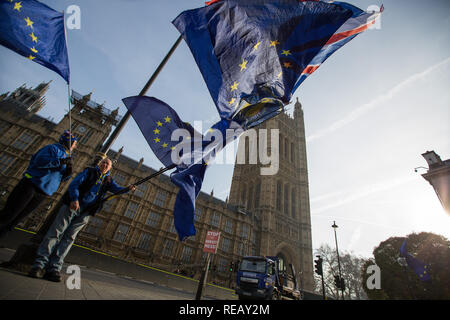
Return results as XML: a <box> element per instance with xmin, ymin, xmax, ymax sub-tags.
<box><xmin>0</xmin><ymin>247</ymin><xmax>208</xmax><ymax>300</ymax></box>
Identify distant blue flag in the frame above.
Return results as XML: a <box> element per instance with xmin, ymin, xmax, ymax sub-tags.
<box><xmin>400</xmin><ymin>240</ymin><xmax>431</xmax><ymax>282</ymax></box>
<box><xmin>173</xmin><ymin>0</ymin><xmax>382</xmax><ymax>129</ymax></box>
<box><xmin>0</xmin><ymin>0</ymin><xmax>70</xmax><ymax>83</ymax></box>
<box><xmin>123</xmin><ymin>96</ymin><xmax>243</xmax><ymax>240</ymax></box>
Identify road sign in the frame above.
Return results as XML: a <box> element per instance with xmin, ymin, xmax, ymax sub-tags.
<box><xmin>203</xmin><ymin>231</ymin><xmax>221</xmax><ymax>253</ymax></box>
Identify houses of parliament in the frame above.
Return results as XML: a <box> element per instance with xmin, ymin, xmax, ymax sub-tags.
<box><xmin>0</xmin><ymin>81</ymin><xmax>314</xmax><ymax>291</ymax></box>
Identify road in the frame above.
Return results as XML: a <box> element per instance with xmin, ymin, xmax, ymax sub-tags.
<box><xmin>0</xmin><ymin>247</ymin><xmax>210</xmax><ymax>300</ymax></box>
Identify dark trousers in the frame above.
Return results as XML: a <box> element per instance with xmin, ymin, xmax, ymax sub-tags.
<box><xmin>0</xmin><ymin>178</ymin><xmax>47</xmax><ymax>236</ymax></box>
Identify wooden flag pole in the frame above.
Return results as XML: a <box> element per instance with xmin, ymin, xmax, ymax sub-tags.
<box><xmin>100</xmin><ymin>35</ymin><xmax>183</xmax><ymax>155</ymax></box>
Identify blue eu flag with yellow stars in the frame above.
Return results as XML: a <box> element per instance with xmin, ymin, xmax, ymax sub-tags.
<box><xmin>0</xmin><ymin>0</ymin><xmax>70</xmax><ymax>83</ymax></box>
<box><xmin>173</xmin><ymin>0</ymin><xmax>382</xmax><ymax>129</ymax></box>
<box><xmin>400</xmin><ymin>240</ymin><xmax>431</xmax><ymax>282</ymax></box>
<box><xmin>123</xmin><ymin>96</ymin><xmax>241</xmax><ymax>240</ymax></box>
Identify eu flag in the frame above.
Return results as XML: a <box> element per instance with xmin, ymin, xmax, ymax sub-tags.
<box><xmin>400</xmin><ymin>240</ymin><xmax>431</xmax><ymax>282</ymax></box>
<box><xmin>123</xmin><ymin>96</ymin><xmax>243</xmax><ymax>240</ymax></box>
<box><xmin>0</xmin><ymin>0</ymin><xmax>70</xmax><ymax>83</ymax></box>
<box><xmin>173</xmin><ymin>0</ymin><xmax>381</xmax><ymax>129</ymax></box>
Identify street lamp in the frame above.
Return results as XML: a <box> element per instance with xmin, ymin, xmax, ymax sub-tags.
<box><xmin>332</xmin><ymin>221</ymin><xmax>345</xmax><ymax>300</ymax></box>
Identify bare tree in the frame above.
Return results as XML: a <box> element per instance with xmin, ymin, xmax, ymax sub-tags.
<box><xmin>314</xmin><ymin>244</ymin><xmax>368</xmax><ymax>300</ymax></box>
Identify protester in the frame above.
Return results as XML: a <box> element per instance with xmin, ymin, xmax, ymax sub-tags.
<box><xmin>0</xmin><ymin>131</ymin><xmax>76</xmax><ymax>238</ymax></box>
<box><xmin>29</xmin><ymin>157</ymin><xmax>136</xmax><ymax>282</ymax></box>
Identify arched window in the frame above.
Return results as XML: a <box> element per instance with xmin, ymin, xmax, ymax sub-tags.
<box><xmin>276</xmin><ymin>181</ymin><xmax>282</xmax><ymax>211</ymax></box>
<box><xmin>248</xmin><ymin>184</ymin><xmax>254</xmax><ymax>210</ymax></box>
<box><xmin>254</xmin><ymin>182</ymin><xmax>261</xmax><ymax>208</ymax></box>
<box><xmin>241</xmin><ymin>183</ymin><xmax>247</xmax><ymax>206</ymax></box>
<box><xmin>291</xmin><ymin>142</ymin><xmax>295</xmax><ymax>162</ymax></box>
<box><xmin>291</xmin><ymin>188</ymin><xmax>296</xmax><ymax>219</ymax></box>
<box><xmin>284</xmin><ymin>138</ymin><xmax>289</xmax><ymax>159</ymax></box>
<box><xmin>284</xmin><ymin>184</ymin><xmax>289</xmax><ymax>215</ymax></box>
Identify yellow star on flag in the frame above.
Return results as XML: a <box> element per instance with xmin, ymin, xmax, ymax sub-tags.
<box><xmin>230</xmin><ymin>81</ymin><xmax>239</xmax><ymax>92</ymax></box>
<box><xmin>28</xmin><ymin>55</ymin><xmax>35</xmax><ymax>60</ymax></box>
<box><xmin>164</xmin><ymin>116</ymin><xmax>171</xmax><ymax>123</ymax></box>
<box><xmin>24</xmin><ymin>17</ymin><xmax>34</xmax><ymax>29</ymax></box>
<box><xmin>30</xmin><ymin>46</ymin><xmax>38</xmax><ymax>53</ymax></box>
<box><xmin>156</xmin><ymin>121</ymin><xmax>163</xmax><ymax>127</ymax></box>
<box><xmin>277</xmin><ymin>71</ymin><xmax>282</xmax><ymax>78</ymax></box>
<box><xmin>253</xmin><ymin>41</ymin><xmax>261</xmax><ymax>51</ymax></box>
<box><xmin>270</xmin><ymin>40</ymin><xmax>280</xmax><ymax>47</ymax></box>
<box><xmin>154</xmin><ymin>137</ymin><xmax>160</xmax><ymax>143</ymax></box>
<box><xmin>162</xmin><ymin>143</ymin><xmax>168</xmax><ymax>148</ymax></box>
<box><xmin>153</xmin><ymin>128</ymin><xmax>160</xmax><ymax>134</ymax></box>
<box><xmin>283</xmin><ymin>62</ymin><xmax>292</xmax><ymax>68</ymax></box>
<box><xmin>281</xmin><ymin>50</ymin><xmax>291</xmax><ymax>56</ymax></box>
<box><xmin>239</xmin><ymin>59</ymin><xmax>248</xmax><ymax>71</ymax></box>
<box><xmin>29</xmin><ymin>32</ymin><xmax>38</xmax><ymax>43</ymax></box>
<box><xmin>228</xmin><ymin>98</ymin><xmax>236</xmax><ymax>105</ymax></box>
<box><xmin>13</xmin><ymin>2</ymin><xmax>22</xmax><ymax>12</ymax></box>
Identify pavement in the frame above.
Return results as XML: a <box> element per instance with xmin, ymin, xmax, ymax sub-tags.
<box><xmin>0</xmin><ymin>247</ymin><xmax>209</xmax><ymax>300</ymax></box>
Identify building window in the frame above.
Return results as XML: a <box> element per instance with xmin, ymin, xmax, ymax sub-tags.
<box><xmin>254</xmin><ymin>182</ymin><xmax>261</xmax><ymax>208</ymax></box>
<box><xmin>0</xmin><ymin>153</ymin><xmax>16</xmax><ymax>174</ymax></box>
<box><xmin>194</xmin><ymin>207</ymin><xmax>202</xmax><ymax>222</ymax></box>
<box><xmin>162</xmin><ymin>239</ymin><xmax>174</xmax><ymax>257</ymax></box>
<box><xmin>241</xmin><ymin>184</ymin><xmax>247</xmax><ymax>206</ymax></box>
<box><xmin>168</xmin><ymin>218</ymin><xmax>177</xmax><ymax>234</ymax></box>
<box><xmin>240</xmin><ymin>225</ymin><xmax>249</xmax><ymax>238</ymax></box>
<box><xmin>210</xmin><ymin>212</ymin><xmax>220</xmax><ymax>228</ymax></box>
<box><xmin>291</xmin><ymin>188</ymin><xmax>296</xmax><ymax>219</ymax></box>
<box><xmin>113</xmin><ymin>224</ymin><xmax>129</xmax><ymax>243</ymax></box>
<box><xmin>154</xmin><ymin>190</ymin><xmax>168</xmax><ymax>207</ymax></box>
<box><xmin>11</xmin><ymin>131</ymin><xmax>35</xmax><ymax>151</ymax></box>
<box><xmin>102</xmin><ymin>198</ymin><xmax>116</xmax><ymax>212</ymax></box>
<box><xmin>276</xmin><ymin>181</ymin><xmax>282</xmax><ymax>211</ymax></box>
<box><xmin>221</xmin><ymin>237</ymin><xmax>231</xmax><ymax>253</ymax></box>
<box><xmin>78</xmin><ymin>128</ymin><xmax>94</xmax><ymax>145</ymax></box>
<box><xmin>237</xmin><ymin>242</ymin><xmax>245</xmax><ymax>256</ymax></box>
<box><xmin>137</xmin><ymin>233</ymin><xmax>152</xmax><ymax>251</ymax></box>
<box><xmin>218</xmin><ymin>258</ymin><xmax>228</xmax><ymax>272</ymax></box>
<box><xmin>284</xmin><ymin>184</ymin><xmax>289</xmax><ymax>215</ymax></box>
<box><xmin>224</xmin><ymin>219</ymin><xmax>233</xmax><ymax>234</ymax></box>
<box><xmin>248</xmin><ymin>185</ymin><xmax>253</xmax><ymax>210</ymax></box>
<box><xmin>124</xmin><ymin>202</ymin><xmax>139</xmax><ymax>219</ymax></box>
<box><xmin>113</xmin><ymin>172</ymin><xmax>127</xmax><ymax>185</ymax></box>
<box><xmin>145</xmin><ymin>211</ymin><xmax>161</xmax><ymax>228</ymax></box>
<box><xmin>284</xmin><ymin>138</ymin><xmax>289</xmax><ymax>159</ymax></box>
<box><xmin>291</xmin><ymin>142</ymin><xmax>295</xmax><ymax>162</ymax></box>
<box><xmin>276</xmin><ymin>222</ymin><xmax>282</xmax><ymax>233</ymax></box>
<box><xmin>133</xmin><ymin>183</ymin><xmax>148</xmax><ymax>198</ymax></box>
<box><xmin>84</xmin><ymin>217</ymin><xmax>103</xmax><ymax>236</ymax></box>
<box><xmin>181</xmin><ymin>246</ymin><xmax>193</xmax><ymax>263</ymax></box>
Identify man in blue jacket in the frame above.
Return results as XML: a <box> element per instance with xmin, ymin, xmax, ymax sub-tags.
<box><xmin>0</xmin><ymin>131</ymin><xmax>76</xmax><ymax>237</ymax></box>
<box><xmin>29</xmin><ymin>157</ymin><xmax>136</xmax><ymax>282</ymax></box>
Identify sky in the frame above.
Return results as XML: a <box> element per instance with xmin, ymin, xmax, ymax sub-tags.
<box><xmin>1</xmin><ymin>0</ymin><xmax>449</xmax><ymax>260</ymax></box>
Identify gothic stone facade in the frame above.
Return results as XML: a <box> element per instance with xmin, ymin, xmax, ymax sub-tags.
<box><xmin>0</xmin><ymin>82</ymin><xmax>313</xmax><ymax>290</ymax></box>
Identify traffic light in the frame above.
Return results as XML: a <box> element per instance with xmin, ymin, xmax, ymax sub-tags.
<box><xmin>334</xmin><ymin>275</ymin><xmax>341</xmax><ymax>289</ymax></box>
<box><xmin>340</xmin><ymin>278</ymin><xmax>346</xmax><ymax>291</ymax></box>
<box><xmin>314</xmin><ymin>256</ymin><xmax>323</xmax><ymax>275</ymax></box>
<box><xmin>229</xmin><ymin>261</ymin><xmax>234</xmax><ymax>272</ymax></box>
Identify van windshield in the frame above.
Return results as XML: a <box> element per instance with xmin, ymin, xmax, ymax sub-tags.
<box><xmin>240</xmin><ymin>259</ymin><xmax>266</xmax><ymax>273</ymax></box>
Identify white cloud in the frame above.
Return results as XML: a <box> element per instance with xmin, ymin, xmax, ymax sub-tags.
<box><xmin>306</xmin><ymin>57</ymin><xmax>450</xmax><ymax>143</ymax></box>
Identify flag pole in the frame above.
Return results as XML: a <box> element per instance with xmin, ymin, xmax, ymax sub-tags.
<box><xmin>99</xmin><ymin>35</ymin><xmax>183</xmax><ymax>155</ymax></box>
